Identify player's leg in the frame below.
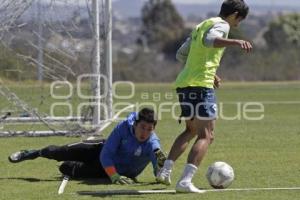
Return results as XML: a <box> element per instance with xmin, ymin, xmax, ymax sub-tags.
<box><xmin>176</xmin><ymin>119</ymin><xmax>214</xmax><ymax>193</ymax></box>
<box><xmin>167</xmin><ymin>119</ymin><xmax>200</xmax><ymax>161</ymax></box>
<box><xmin>156</xmin><ymin>119</ymin><xmax>198</xmax><ymax>185</ymax></box>
<box><xmin>8</xmin><ymin>141</ymin><xmax>104</xmax><ymax>163</ymax></box>
<box><xmin>187</xmin><ymin>120</ymin><xmax>214</xmax><ymax>165</ymax></box>
<box><xmin>156</xmin><ymin>87</ymin><xmax>198</xmax><ymax>185</ymax></box>
<box><xmin>8</xmin><ymin>149</ymin><xmax>40</xmax><ymax>163</ymax></box>
<box><xmin>176</xmin><ymin>87</ymin><xmax>217</xmax><ymax>193</ymax></box>
<box><xmin>59</xmin><ymin>161</ymin><xmax>108</xmax><ymax>179</ymax></box>
<box><xmin>39</xmin><ymin>142</ymin><xmax>103</xmax><ymax>162</ymax></box>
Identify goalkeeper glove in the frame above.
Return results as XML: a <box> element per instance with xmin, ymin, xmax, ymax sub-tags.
<box><xmin>104</xmin><ymin>166</ymin><xmax>135</xmax><ymax>185</ymax></box>
<box><xmin>154</xmin><ymin>148</ymin><xmax>167</xmax><ymax>169</ymax></box>
<box><xmin>110</xmin><ymin>173</ymin><xmax>135</xmax><ymax>185</ymax></box>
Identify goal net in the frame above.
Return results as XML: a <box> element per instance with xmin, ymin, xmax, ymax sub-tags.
<box><xmin>0</xmin><ymin>0</ymin><xmax>115</xmax><ymax>137</ymax></box>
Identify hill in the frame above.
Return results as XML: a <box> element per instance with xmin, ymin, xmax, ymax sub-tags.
<box><xmin>112</xmin><ymin>0</ymin><xmax>300</xmax><ymax>18</ymax></box>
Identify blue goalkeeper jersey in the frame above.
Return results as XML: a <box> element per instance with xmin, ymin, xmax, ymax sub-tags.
<box><xmin>100</xmin><ymin>112</ymin><xmax>161</xmax><ymax>178</ymax></box>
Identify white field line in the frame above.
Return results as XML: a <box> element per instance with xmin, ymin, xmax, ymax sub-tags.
<box><xmin>74</xmin><ymin>187</ymin><xmax>300</xmax><ymax>195</ymax></box>
<box><xmin>220</xmin><ymin>101</ymin><xmax>300</xmax><ymax>105</ymax></box>
<box><xmin>205</xmin><ymin>187</ymin><xmax>300</xmax><ymax>192</ymax></box>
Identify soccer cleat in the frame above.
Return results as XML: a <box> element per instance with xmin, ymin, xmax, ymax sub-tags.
<box><xmin>8</xmin><ymin>150</ymin><xmax>39</xmax><ymax>163</ymax></box>
<box><xmin>175</xmin><ymin>181</ymin><xmax>205</xmax><ymax>193</ymax></box>
<box><xmin>156</xmin><ymin>168</ymin><xmax>172</xmax><ymax>185</ymax></box>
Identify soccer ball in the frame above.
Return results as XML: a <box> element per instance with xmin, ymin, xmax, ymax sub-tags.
<box><xmin>206</xmin><ymin>161</ymin><xmax>234</xmax><ymax>189</ymax></box>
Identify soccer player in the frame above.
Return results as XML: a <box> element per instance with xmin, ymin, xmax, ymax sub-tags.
<box><xmin>8</xmin><ymin>108</ymin><xmax>166</xmax><ymax>184</ymax></box>
<box><xmin>156</xmin><ymin>0</ymin><xmax>252</xmax><ymax>193</ymax></box>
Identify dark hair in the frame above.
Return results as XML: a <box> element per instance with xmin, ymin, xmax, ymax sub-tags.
<box><xmin>135</xmin><ymin>108</ymin><xmax>157</xmax><ymax>126</ymax></box>
<box><xmin>219</xmin><ymin>0</ymin><xmax>249</xmax><ymax>19</ymax></box>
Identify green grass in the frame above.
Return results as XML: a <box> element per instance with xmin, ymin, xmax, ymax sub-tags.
<box><xmin>0</xmin><ymin>82</ymin><xmax>300</xmax><ymax>200</ymax></box>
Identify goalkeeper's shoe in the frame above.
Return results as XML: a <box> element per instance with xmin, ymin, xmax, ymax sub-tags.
<box><xmin>156</xmin><ymin>167</ymin><xmax>172</xmax><ymax>185</ymax></box>
<box><xmin>175</xmin><ymin>181</ymin><xmax>205</xmax><ymax>193</ymax></box>
<box><xmin>8</xmin><ymin>150</ymin><xmax>39</xmax><ymax>163</ymax></box>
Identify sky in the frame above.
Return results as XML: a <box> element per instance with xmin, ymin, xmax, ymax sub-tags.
<box><xmin>172</xmin><ymin>0</ymin><xmax>300</xmax><ymax>6</ymax></box>
<box><xmin>111</xmin><ymin>0</ymin><xmax>300</xmax><ymax>7</ymax></box>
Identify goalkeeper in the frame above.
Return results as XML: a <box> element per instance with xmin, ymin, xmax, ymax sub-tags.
<box><xmin>8</xmin><ymin>108</ymin><xmax>167</xmax><ymax>184</ymax></box>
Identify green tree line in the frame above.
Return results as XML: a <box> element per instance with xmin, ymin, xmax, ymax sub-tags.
<box><xmin>1</xmin><ymin>0</ymin><xmax>299</xmax><ymax>82</ymax></box>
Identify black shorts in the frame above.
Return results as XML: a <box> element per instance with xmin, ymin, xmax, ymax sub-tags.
<box><xmin>40</xmin><ymin>141</ymin><xmax>108</xmax><ymax>178</ymax></box>
<box><xmin>176</xmin><ymin>86</ymin><xmax>217</xmax><ymax>120</ymax></box>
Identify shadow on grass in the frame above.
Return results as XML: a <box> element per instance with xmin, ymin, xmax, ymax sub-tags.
<box><xmin>77</xmin><ymin>188</ymin><xmax>176</xmax><ymax>197</ymax></box>
<box><xmin>1</xmin><ymin>176</ymin><xmax>162</xmax><ymax>185</ymax></box>
<box><xmin>0</xmin><ymin>177</ymin><xmax>61</xmax><ymax>182</ymax></box>
<box><xmin>75</xmin><ymin>178</ymin><xmax>111</xmax><ymax>185</ymax></box>
<box><xmin>76</xmin><ymin>180</ymin><xmax>172</xmax><ymax>197</ymax></box>
<box><xmin>76</xmin><ymin>179</ymin><xmax>163</xmax><ymax>186</ymax></box>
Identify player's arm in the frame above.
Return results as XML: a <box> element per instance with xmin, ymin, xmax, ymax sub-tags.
<box><xmin>203</xmin><ymin>22</ymin><xmax>252</xmax><ymax>53</ymax></box>
<box><xmin>100</xmin><ymin>124</ymin><xmax>134</xmax><ymax>184</ymax></box>
<box><xmin>214</xmin><ymin>74</ymin><xmax>221</xmax><ymax>89</ymax></box>
<box><xmin>176</xmin><ymin>37</ymin><xmax>191</xmax><ymax>63</ymax></box>
<box><xmin>213</xmin><ymin>37</ymin><xmax>252</xmax><ymax>53</ymax></box>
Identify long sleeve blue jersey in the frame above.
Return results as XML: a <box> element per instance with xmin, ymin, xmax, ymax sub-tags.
<box><xmin>100</xmin><ymin>112</ymin><xmax>161</xmax><ymax>178</ymax></box>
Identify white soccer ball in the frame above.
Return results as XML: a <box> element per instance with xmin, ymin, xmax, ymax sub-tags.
<box><xmin>206</xmin><ymin>161</ymin><xmax>234</xmax><ymax>189</ymax></box>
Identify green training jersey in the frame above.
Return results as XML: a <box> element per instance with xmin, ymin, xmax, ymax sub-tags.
<box><xmin>175</xmin><ymin>17</ymin><xmax>229</xmax><ymax>89</ymax></box>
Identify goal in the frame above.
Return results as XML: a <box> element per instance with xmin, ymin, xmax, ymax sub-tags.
<box><xmin>0</xmin><ymin>0</ymin><xmax>116</xmax><ymax>137</ymax></box>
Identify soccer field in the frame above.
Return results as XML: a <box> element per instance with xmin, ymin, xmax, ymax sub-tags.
<box><xmin>0</xmin><ymin>82</ymin><xmax>300</xmax><ymax>200</ymax></box>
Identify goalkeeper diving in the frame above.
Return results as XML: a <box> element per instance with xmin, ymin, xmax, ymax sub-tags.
<box><xmin>8</xmin><ymin>108</ymin><xmax>166</xmax><ymax>184</ymax></box>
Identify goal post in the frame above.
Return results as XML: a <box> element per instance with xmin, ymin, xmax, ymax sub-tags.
<box><xmin>91</xmin><ymin>0</ymin><xmax>102</xmax><ymax>128</ymax></box>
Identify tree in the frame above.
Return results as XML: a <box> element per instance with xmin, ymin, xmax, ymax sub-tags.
<box><xmin>140</xmin><ymin>0</ymin><xmax>185</xmax><ymax>51</ymax></box>
<box><xmin>263</xmin><ymin>13</ymin><xmax>300</xmax><ymax>49</ymax></box>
